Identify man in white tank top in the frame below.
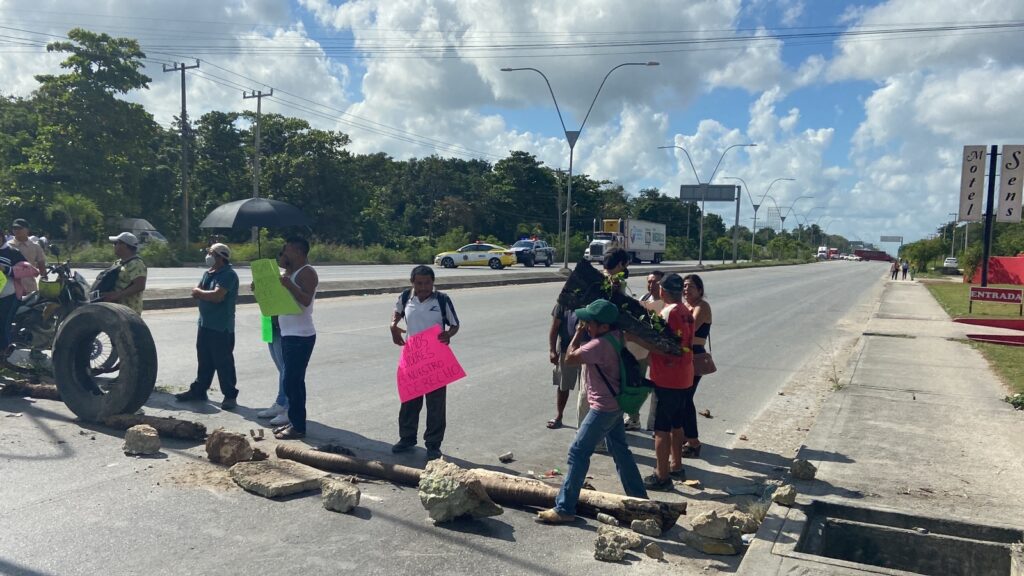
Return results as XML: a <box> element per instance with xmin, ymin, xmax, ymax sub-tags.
<box><xmin>273</xmin><ymin>237</ymin><xmax>319</xmax><ymax>440</ymax></box>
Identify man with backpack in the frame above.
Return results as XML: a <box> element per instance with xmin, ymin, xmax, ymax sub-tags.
<box><xmin>99</xmin><ymin>232</ymin><xmax>147</xmax><ymax>315</ymax></box>
<box><xmin>536</xmin><ymin>299</ymin><xmax>648</xmax><ymax>524</ymax></box>
<box><xmin>389</xmin><ymin>265</ymin><xmax>459</xmax><ymax>461</ymax></box>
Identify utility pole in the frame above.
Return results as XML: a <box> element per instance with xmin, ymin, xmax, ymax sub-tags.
<box><xmin>555</xmin><ymin>168</ymin><xmax>563</xmax><ymax>247</ymax></box>
<box><xmin>163</xmin><ymin>60</ymin><xmax>199</xmax><ymax>250</ymax></box>
<box><xmin>243</xmin><ymin>89</ymin><xmax>273</xmax><ymax>243</ymax></box>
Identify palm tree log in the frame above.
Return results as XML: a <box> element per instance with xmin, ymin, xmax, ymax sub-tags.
<box><xmin>276</xmin><ymin>444</ymin><xmax>685</xmax><ymax>531</ymax></box>
<box><xmin>557</xmin><ymin>260</ymin><xmax>682</xmax><ymax>356</ymax></box>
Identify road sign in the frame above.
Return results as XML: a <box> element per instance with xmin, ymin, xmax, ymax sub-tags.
<box><xmin>959</xmin><ymin>145</ymin><xmax>986</xmax><ymax>222</ymax></box>
<box><xmin>679</xmin><ymin>184</ymin><xmax>737</xmax><ymax>202</ymax></box>
<box><xmin>997</xmin><ymin>145</ymin><xmax>1023</xmax><ymax>223</ymax></box>
<box><xmin>880</xmin><ymin>235</ymin><xmax>903</xmax><ymax>243</ymax></box>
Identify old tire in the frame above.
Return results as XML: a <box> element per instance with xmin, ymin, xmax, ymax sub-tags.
<box><xmin>489</xmin><ymin>258</ymin><xmax>504</xmax><ymax>270</ymax></box>
<box><xmin>53</xmin><ymin>303</ymin><xmax>158</xmax><ymax>422</ymax></box>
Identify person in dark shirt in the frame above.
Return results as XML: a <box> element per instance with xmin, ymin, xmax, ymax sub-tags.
<box><xmin>0</xmin><ymin>237</ymin><xmax>28</xmax><ymax>358</ymax></box>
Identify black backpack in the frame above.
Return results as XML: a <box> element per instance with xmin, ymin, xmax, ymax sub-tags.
<box><xmin>90</xmin><ymin>256</ymin><xmax>139</xmax><ymax>296</ymax></box>
<box><xmin>399</xmin><ymin>288</ymin><xmax>453</xmax><ymax>328</ymax></box>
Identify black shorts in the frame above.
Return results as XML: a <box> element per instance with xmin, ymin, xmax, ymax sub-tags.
<box><xmin>653</xmin><ymin>387</ymin><xmax>686</xmax><ymax>432</ymax></box>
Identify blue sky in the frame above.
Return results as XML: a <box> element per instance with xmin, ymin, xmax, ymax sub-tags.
<box><xmin>2</xmin><ymin>0</ymin><xmax>1023</xmax><ymax>251</ymax></box>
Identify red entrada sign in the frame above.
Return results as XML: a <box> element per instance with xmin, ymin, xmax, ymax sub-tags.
<box><xmin>969</xmin><ymin>286</ymin><xmax>1024</xmax><ymax>315</ymax></box>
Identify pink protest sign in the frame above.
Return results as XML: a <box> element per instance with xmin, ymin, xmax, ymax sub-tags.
<box><xmin>396</xmin><ymin>324</ymin><xmax>466</xmax><ymax>403</ymax></box>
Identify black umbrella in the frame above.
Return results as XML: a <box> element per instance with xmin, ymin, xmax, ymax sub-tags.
<box><xmin>199</xmin><ymin>198</ymin><xmax>311</xmax><ymax>256</ymax></box>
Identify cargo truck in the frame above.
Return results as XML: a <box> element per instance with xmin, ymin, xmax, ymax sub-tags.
<box><xmin>584</xmin><ymin>218</ymin><xmax>666</xmax><ymax>264</ymax></box>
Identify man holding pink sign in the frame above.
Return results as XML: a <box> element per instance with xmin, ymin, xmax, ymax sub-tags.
<box><xmin>390</xmin><ymin>265</ymin><xmax>461</xmax><ymax>461</ymax></box>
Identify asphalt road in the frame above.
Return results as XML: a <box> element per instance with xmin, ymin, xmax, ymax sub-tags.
<box><xmin>0</xmin><ymin>260</ymin><xmax>888</xmax><ymax>576</ymax></box>
<box><xmin>74</xmin><ymin>261</ymin><xmax>703</xmax><ymax>290</ymax></box>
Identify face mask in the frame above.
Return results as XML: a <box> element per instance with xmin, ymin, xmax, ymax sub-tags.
<box><xmin>205</xmin><ymin>254</ymin><xmax>216</xmax><ymax>267</ymax></box>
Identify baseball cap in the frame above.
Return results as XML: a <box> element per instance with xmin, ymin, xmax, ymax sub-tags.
<box><xmin>108</xmin><ymin>232</ymin><xmax>140</xmax><ymax>248</ymax></box>
<box><xmin>12</xmin><ymin>218</ymin><xmax>28</xmax><ymax>229</ymax></box>
<box><xmin>574</xmin><ymin>299</ymin><xmax>619</xmax><ymax>325</ymax></box>
<box><xmin>660</xmin><ymin>273</ymin><xmax>684</xmax><ymax>294</ymax></box>
<box><xmin>209</xmin><ymin>242</ymin><xmax>231</xmax><ymax>260</ymax></box>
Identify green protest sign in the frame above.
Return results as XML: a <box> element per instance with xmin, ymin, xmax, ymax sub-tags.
<box><xmin>251</xmin><ymin>258</ymin><xmax>300</xmax><ymax>317</ymax></box>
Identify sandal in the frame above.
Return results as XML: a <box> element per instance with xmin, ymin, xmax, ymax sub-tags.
<box><xmin>272</xmin><ymin>424</ymin><xmax>291</xmax><ymax>435</ymax></box>
<box><xmin>274</xmin><ymin>426</ymin><xmax>306</xmax><ymax>440</ymax></box>
<box><xmin>643</xmin><ymin>473</ymin><xmax>674</xmax><ymax>491</ymax></box>
<box><xmin>681</xmin><ymin>443</ymin><xmax>702</xmax><ymax>458</ymax></box>
<box><xmin>546</xmin><ymin>418</ymin><xmax>563</xmax><ymax>429</ymax></box>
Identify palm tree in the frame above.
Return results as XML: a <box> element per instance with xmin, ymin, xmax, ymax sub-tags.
<box><xmin>45</xmin><ymin>193</ymin><xmax>103</xmax><ymax>245</ymax></box>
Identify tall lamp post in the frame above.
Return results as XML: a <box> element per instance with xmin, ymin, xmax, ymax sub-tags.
<box><xmin>780</xmin><ymin>195</ymin><xmax>815</xmax><ymax>232</ymax></box>
<box><xmin>503</xmin><ymin>61</ymin><xmax>659</xmax><ymax>271</ymax></box>
<box><xmin>723</xmin><ymin>176</ymin><xmax>793</xmax><ymax>260</ymax></box>
<box><xmin>947</xmin><ymin>212</ymin><xmax>958</xmax><ymax>258</ymax></box>
<box><xmin>794</xmin><ymin>207</ymin><xmax>825</xmax><ymax>242</ymax></box>
<box><xmin>658</xmin><ymin>143</ymin><xmax>756</xmax><ymax>265</ymax></box>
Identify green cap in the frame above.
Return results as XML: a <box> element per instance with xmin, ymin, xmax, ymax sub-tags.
<box><xmin>575</xmin><ymin>299</ymin><xmax>619</xmax><ymax>325</ymax></box>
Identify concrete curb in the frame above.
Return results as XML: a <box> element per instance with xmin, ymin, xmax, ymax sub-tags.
<box><xmin>141</xmin><ymin>263</ymin><xmax>719</xmax><ymax>311</ymax></box>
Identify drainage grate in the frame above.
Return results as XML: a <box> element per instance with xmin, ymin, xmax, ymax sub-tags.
<box><xmin>775</xmin><ymin>500</ymin><xmax>1024</xmax><ymax>576</ymax></box>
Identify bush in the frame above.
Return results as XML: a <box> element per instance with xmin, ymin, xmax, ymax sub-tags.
<box><xmin>140</xmin><ymin>241</ymin><xmax>181</xmax><ymax>267</ymax></box>
<box><xmin>64</xmin><ymin>243</ymin><xmax>115</xmax><ymax>264</ymax></box>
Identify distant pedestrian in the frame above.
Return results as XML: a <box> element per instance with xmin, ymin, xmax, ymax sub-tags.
<box><xmin>536</xmin><ymin>299</ymin><xmax>648</xmax><ymax>524</ymax></box>
<box><xmin>890</xmin><ymin>260</ymin><xmax>899</xmax><ymax>280</ymax></box>
<box><xmin>625</xmin><ymin>270</ymin><xmax>665</xmax><ymax>431</ymax></box>
<box><xmin>175</xmin><ymin>243</ymin><xmax>240</xmax><ymax>410</ymax></box>
<box><xmin>642</xmin><ymin>273</ymin><xmax>695</xmax><ymax>490</ymax></box>
<box><xmin>102</xmin><ymin>232</ymin><xmax>147</xmax><ymax>315</ymax></box>
<box><xmin>390</xmin><ymin>265</ymin><xmax>460</xmax><ymax>460</ymax></box>
<box><xmin>256</xmin><ymin>250</ymin><xmax>290</xmax><ymax>427</ymax></box>
<box><xmin>901</xmin><ymin>259</ymin><xmax>909</xmax><ymax>280</ymax></box>
<box><xmin>274</xmin><ymin>236</ymin><xmax>319</xmax><ymax>440</ymax></box>
<box><xmin>8</xmin><ymin>219</ymin><xmax>46</xmax><ymax>294</ymax></box>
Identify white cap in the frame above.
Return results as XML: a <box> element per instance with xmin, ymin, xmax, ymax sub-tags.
<box><xmin>209</xmin><ymin>242</ymin><xmax>231</xmax><ymax>260</ymax></box>
<box><xmin>108</xmin><ymin>232</ymin><xmax>139</xmax><ymax>248</ymax></box>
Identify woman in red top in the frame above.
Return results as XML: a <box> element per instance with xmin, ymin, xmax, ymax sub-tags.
<box><xmin>644</xmin><ymin>273</ymin><xmax>695</xmax><ymax>490</ymax></box>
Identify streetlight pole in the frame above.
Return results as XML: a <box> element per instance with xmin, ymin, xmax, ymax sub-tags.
<box><xmin>723</xmin><ymin>176</ymin><xmax>792</xmax><ymax>260</ymax></box>
<box><xmin>659</xmin><ymin>143</ymin><xmax>756</xmax><ymax>265</ymax></box>
<box><xmin>947</xmin><ymin>212</ymin><xmax>958</xmax><ymax>258</ymax></box>
<box><xmin>503</xmin><ymin>62</ymin><xmax>659</xmax><ymax>271</ymax></box>
<box><xmin>780</xmin><ymin>195</ymin><xmax>815</xmax><ymax>232</ymax></box>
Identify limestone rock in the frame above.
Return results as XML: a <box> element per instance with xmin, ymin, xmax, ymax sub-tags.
<box><xmin>772</xmin><ymin>484</ymin><xmax>797</xmax><ymax>506</ymax></box>
<box><xmin>321</xmin><ymin>477</ymin><xmax>361</xmax><ymax>513</ymax></box>
<box><xmin>594</xmin><ymin>534</ymin><xmax>627</xmax><ymax>562</ymax></box>
<box><xmin>597</xmin><ymin>512</ymin><xmax>620</xmax><ymax>527</ymax></box>
<box><xmin>791</xmin><ymin>458</ymin><xmax>817</xmax><ymax>480</ymax></box>
<box><xmin>644</xmin><ymin>542</ymin><xmax>664</xmax><ymax>560</ymax></box>
<box><xmin>725</xmin><ymin>511</ymin><xmax>760</xmax><ymax>534</ymax></box>
<box><xmin>681</xmin><ymin>529</ymin><xmax>742</xmax><ymax>556</ymax></box>
<box><xmin>418</xmin><ymin>459</ymin><xmax>503</xmax><ymax>523</ymax></box>
<box><xmin>206</xmin><ymin>428</ymin><xmax>253</xmax><ymax>466</ymax></box>
<box><xmin>692</xmin><ymin>510</ymin><xmax>731</xmax><ymax>540</ymax></box>
<box><xmin>631</xmin><ymin>518</ymin><xmax>662</xmax><ymax>537</ymax></box>
<box><xmin>597</xmin><ymin>524</ymin><xmax>643</xmax><ymax>550</ymax></box>
<box><xmin>123</xmin><ymin>424</ymin><xmax>161</xmax><ymax>455</ymax></box>
<box><xmin>229</xmin><ymin>459</ymin><xmax>329</xmax><ymax>498</ymax></box>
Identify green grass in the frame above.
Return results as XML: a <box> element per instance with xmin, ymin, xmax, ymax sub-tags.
<box><xmin>968</xmin><ymin>341</ymin><xmax>1024</xmax><ymax>397</ymax></box>
<box><xmin>924</xmin><ymin>282</ymin><xmax>1024</xmax><ymax>319</ymax></box>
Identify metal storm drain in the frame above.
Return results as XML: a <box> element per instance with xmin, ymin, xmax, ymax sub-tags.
<box><xmin>773</xmin><ymin>500</ymin><xmax>1024</xmax><ymax>576</ymax></box>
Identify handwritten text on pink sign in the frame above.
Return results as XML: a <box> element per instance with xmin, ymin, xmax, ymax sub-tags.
<box><xmin>396</xmin><ymin>325</ymin><xmax>466</xmax><ymax>403</ymax></box>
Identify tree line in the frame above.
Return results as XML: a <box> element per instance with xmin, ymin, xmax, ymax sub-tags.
<box><xmin>0</xmin><ymin>28</ymin><xmax>846</xmax><ymax>261</ymax></box>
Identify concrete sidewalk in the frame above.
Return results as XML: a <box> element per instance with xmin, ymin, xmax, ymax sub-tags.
<box><xmin>739</xmin><ymin>279</ymin><xmax>1024</xmax><ymax>575</ymax></box>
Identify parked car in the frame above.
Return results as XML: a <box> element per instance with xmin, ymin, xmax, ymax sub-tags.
<box><xmin>509</xmin><ymin>239</ymin><xmax>555</xmax><ymax>267</ymax></box>
<box><xmin>943</xmin><ymin>257</ymin><xmax>959</xmax><ymax>268</ymax></box>
<box><xmin>434</xmin><ymin>243</ymin><xmax>516</xmax><ymax>269</ymax></box>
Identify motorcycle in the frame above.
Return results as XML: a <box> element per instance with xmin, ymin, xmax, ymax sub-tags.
<box><xmin>5</xmin><ymin>262</ymin><xmax>118</xmax><ymax>373</ymax></box>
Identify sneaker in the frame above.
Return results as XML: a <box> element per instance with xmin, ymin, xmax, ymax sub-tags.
<box><xmin>644</xmin><ymin>473</ymin><xmax>674</xmax><ymax>491</ymax></box>
<box><xmin>426</xmin><ymin>448</ymin><xmax>443</xmax><ymax>461</ymax></box>
<box><xmin>174</xmin><ymin>389</ymin><xmax>208</xmax><ymax>402</ymax></box>
<box><xmin>669</xmin><ymin>467</ymin><xmax>687</xmax><ymax>480</ymax></box>
<box><xmin>257</xmin><ymin>403</ymin><xmax>286</xmax><ymax>418</ymax></box>
<box><xmin>535</xmin><ymin>508</ymin><xmax>575</xmax><ymax>524</ymax></box>
<box><xmin>624</xmin><ymin>419</ymin><xmax>642</xmax><ymax>431</ymax></box>
<box><xmin>269</xmin><ymin>412</ymin><xmax>289</xmax><ymax>426</ymax></box>
<box><xmin>391</xmin><ymin>440</ymin><xmax>416</xmax><ymax>453</ymax></box>
<box><xmin>221</xmin><ymin>397</ymin><xmax>237</xmax><ymax>410</ymax></box>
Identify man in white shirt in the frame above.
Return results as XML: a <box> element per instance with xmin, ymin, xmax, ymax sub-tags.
<box><xmin>390</xmin><ymin>265</ymin><xmax>460</xmax><ymax>461</ymax></box>
<box><xmin>8</xmin><ymin>219</ymin><xmax>46</xmax><ymax>293</ymax></box>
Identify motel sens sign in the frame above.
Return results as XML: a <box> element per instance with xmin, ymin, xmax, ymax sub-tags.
<box><xmin>969</xmin><ymin>286</ymin><xmax>1024</xmax><ymax>315</ymax></box>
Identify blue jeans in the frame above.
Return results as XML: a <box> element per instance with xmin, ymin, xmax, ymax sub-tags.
<box><xmin>554</xmin><ymin>408</ymin><xmax>648</xmax><ymax>516</ymax></box>
<box><xmin>282</xmin><ymin>335</ymin><xmax>316</xmax><ymax>434</ymax></box>
<box><xmin>268</xmin><ymin>333</ymin><xmax>287</xmax><ymax>407</ymax></box>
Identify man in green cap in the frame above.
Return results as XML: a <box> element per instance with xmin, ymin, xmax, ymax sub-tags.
<box><xmin>536</xmin><ymin>299</ymin><xmax>648</xmax><ymax>524</ymax></box>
